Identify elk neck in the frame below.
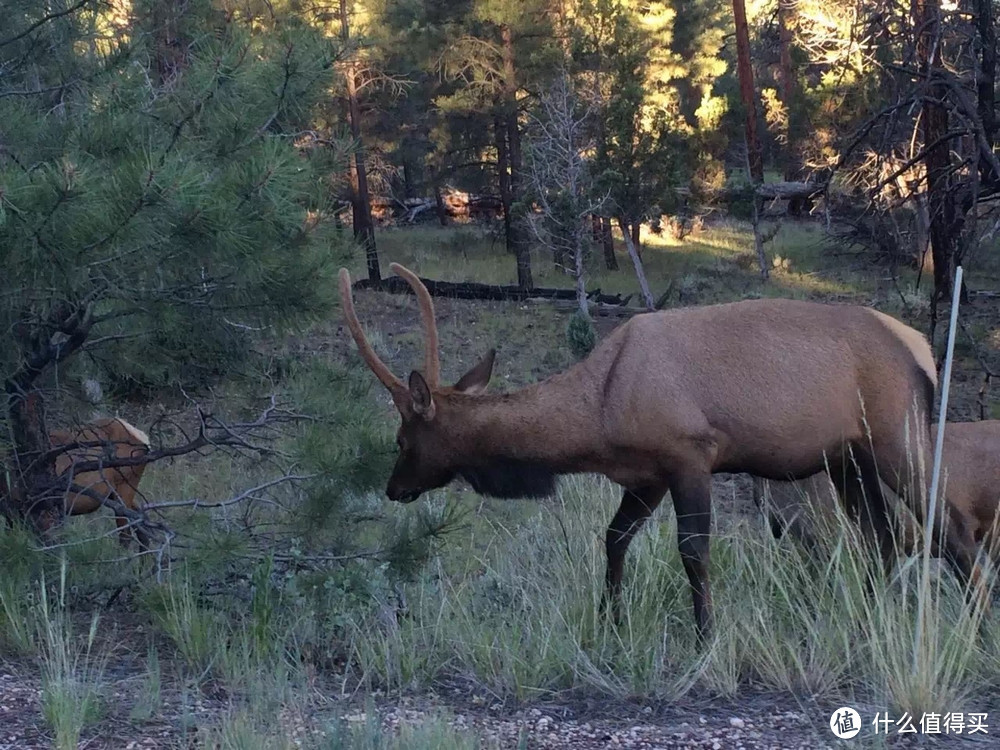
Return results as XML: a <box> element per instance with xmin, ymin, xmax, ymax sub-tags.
<box><xmin>447</xmin><ymin>368</ymin><xmax>604</xmax><ymax>476</ymax></box>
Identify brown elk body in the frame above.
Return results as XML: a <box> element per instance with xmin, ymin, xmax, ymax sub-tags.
<box><xmin>755</xmin><ymin>420</ymin><xmax>1000</xmax><ymax>562</ymax></box>
<box><xmin>340</xmin><ymin>263</ymin><xmax>980</xmax><ymax>644</ymax></box>
<box><xmin>47</xmin><ymin>417</ymin><xmax>151</xmax><ymax>548</ymax></box>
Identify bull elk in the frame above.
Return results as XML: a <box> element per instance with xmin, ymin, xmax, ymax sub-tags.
<box><xmin>339</xmin><ymin>263</ymin><xmax>980</xmax><ymax>644</ymax></box>
<box><xmin>755</xmin><ymin>420</ymin><xmax>1000</xmax><ymax>565</ymax></box>
<box><xmin>45</xmin><ymin>417</ymin><xmax>152</xmax><ymax>549</ymax></box>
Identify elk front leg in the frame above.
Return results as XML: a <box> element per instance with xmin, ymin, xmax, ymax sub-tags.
<box><xmin>669</xmin><ymin>472</ymin><xmax>714</xmax><ymax>647</ymax></box>
<box><xmin>602</xmin><ymin>485</ymin><xmax>667</xmax><ymax>623</ymax></box>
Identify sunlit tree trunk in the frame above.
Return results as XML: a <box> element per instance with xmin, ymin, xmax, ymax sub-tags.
<box><xmin>341</xmin><ymin>0</ymin><xmax>380</xmax><ymax>282</ymax></box>
<box><xmin>732</xmin><ymin>0</ymin><xmax>768</xmax><ymax>278</ymax></box>
<box><xmin>777</xmin><ymin>0</ymin><xmax>806</xmax><ymax>215</ymax></box>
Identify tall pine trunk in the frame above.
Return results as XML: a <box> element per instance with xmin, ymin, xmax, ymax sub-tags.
<box><xmin>433</xmin><ymin>182</ymin><xmax>448</xmax><ymax>227</ymax></box>
<box><xmin>630</xmin><ymin>221</ymin><xmax>641</xmax><ymax>259</ymax></box>
<box><xmin>341</xmin><ymin>0</ymin><xmax>380</xmax><ymax>282</ymax></box>
<box><xmin>733</xmin><ymin>0</ymin><xmax>768</xmax><ymax>278</ymax></box>
<box><xmin>151</xmin><ymin>0</ymin><xmax>188</xmax><ymax>86</ymax></box>
<box><xmin>501</xmin><ymin>24</ymin><xmax>533</xmax><ymax>290</ymax></box>
<box><xmin>915</xmin><ymin>0</ymin><xmax>958</xmax><ymax>314</ymax></box>
<box><xmin>494</xmin><ymin>112</ymin><xmax>515</xmax><ymax>255</ymax></box>
<box><xmin>601</xmin><ymin>216</ymin><xmax>618</xmax><ymax>270</ymax></box>
<box><xmin>977</xmin><ymin>0</ymin><xmax>997</xmax><ymax>152</ymax></box>
<box><xmin>777</xmin><ymin>0</ymin><xmax>806</xmax><ymax>214</ymax></box>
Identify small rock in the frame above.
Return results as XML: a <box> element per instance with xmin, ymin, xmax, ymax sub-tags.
<box><xmin>729</xmin><ymin>717</ymin><xmax>746</xmax><ymax>729</ymax></box>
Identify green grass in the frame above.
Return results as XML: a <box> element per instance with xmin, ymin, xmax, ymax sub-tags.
<box><xmin>37</xmin><ymin>565</ymin><xmax>109</xmax><ymax>750</ymax></box>
<box><xmin>1</xmin><ymin>218</ymin><xmax>997</xmax><ymax>744</ymax></box>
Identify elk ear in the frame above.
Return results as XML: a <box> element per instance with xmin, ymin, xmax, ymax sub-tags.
<box><xmin>408</xmin><ymin>370</ymin><xmax>436</xmax><ymax>419</ymax></box>
<box><xmin>454</xmin><ymin>349</ymin><xmax>496</xmax><ymax>395</ymax></box>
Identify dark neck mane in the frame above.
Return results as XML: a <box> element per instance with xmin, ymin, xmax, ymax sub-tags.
<box><xmin>459</xmin><ymin>457</ymin><xmax>559</xmax><ymax>499</ymax></box>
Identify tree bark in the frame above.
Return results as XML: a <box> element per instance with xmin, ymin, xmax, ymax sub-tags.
<box><xmin>778</xmin><ymin>0</ymin><xmax>797</xmax><ymax>178</ymax></box>
<box><xmin>433</xmin><ymin>182</ymin><xmax>449</xmax><ymax>227</ymax></box>
<box><xmin>501</xmin><ymin>24</ymin><xmax>533</xmax><ymax>290</ymax></box>
<box><xmin>341</xmin><ymin>0</ymin><xmax>380</xmax><ymax>282</ymax></box>
<box><xmin>602</xmin><ymin>216</ymin><xmax>618</xmax><ymax>270</ymax></box>
<box><xmin>150</xmin><ymin>1</ymin><xmax>188</xmax><ymax>86</ymax></box>
<box><xmin>977</xmin><ymin>0</ymin><xmax>997</xmax><ymax>175</ymax></box>
<box><xmin>2</xmin><ymin>389</ymin><xmax>57</xmax><ymax>527</ymax></box>
<box><xmin>777</xmin><ymin>0</ymin><xmax>806</xmax><ymax>214</ymax></box>
<box><xmin>494</xmin><ymin>112</ymin><xmax>514</xmax><ymax>254</ymax></box>
<box><xmin>732</xmin><ymin>0</ymin><xmax>764</xmax><ymax>184</ymax></box>
<box><xmin>630</xmin><ymin>221</ymin><xmax>641</xmax><ymax>259</ymax></box>
<box><xmin>617</xmin><ymin>217</ymin><xmax>655</xmax><ymax>310</ymax></box>
<box><xmin>574</xmin><ymin>234</ymin><xmax>588</xmax><ymax>318</ymax></box>
<box><xmin>915</xmin><ymin>0</ymin><xmax>958</xmax><ymax>306</ymax></box>
<box><xmin>733</xmin><ymin>0</ymin><xmax>769</xmax><ymax>277</ymax></box>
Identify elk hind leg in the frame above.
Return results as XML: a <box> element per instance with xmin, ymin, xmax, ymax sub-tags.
<box><xmin>837</xmin><ymin>451</ymin><xmax>900</xmax><ymax>579</ymax></box>
<box><xmin>752</xmin><ymin>477</ymin><xmax>787</xmax><ymax>541</ymax></box>
<box><xmin>602</xmin><ymin>485</ymin><xmax>667</xmax><ymax>624</ymax></box>
<box><xmin>669</xmin><ymin>471</ymin><xmax>714</xmax><ymax>647</ymax></box>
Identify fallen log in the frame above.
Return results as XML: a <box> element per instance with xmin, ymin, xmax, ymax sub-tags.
<box><xmin>755</xmin><ymin>181</ymin><xmax>826</xmax><ymax>200</ymax></box>
<box><xmin>524</xmin><ymin>298</ymin><xmax>647</xmax><ymax>318</ymax></box>
<box><xmin>352</xmin><ymin>275</ymin><xmax>633</xmax><ymax>306</ymax></box>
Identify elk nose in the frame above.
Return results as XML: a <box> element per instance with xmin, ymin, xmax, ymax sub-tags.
<box><xmin>387</xmin><ymin>488</ymin><xmax>420</xmax><ymax>504</ymax></box>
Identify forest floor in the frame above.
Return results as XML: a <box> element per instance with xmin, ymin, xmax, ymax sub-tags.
<box><xmin>3</xmin><ymin>219</ymin><xmax>1000</xmax><ymax>748</ymax></box>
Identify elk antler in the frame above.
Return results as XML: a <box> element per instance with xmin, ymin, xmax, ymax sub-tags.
<box><xmin>390</xmin><ymin>263</ymin><xmax>441</xmax><ymax>389</ymax></box>
<box><xmin>338</xmin><ymin>269</ymin><xmax>407</xmax><ymax>402</ymax></box>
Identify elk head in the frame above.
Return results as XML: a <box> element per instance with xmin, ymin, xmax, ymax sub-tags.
<box><xmin>339</xmin><ymin>263</ymin><xmax>499</xmax><ymax>503</ymax></box>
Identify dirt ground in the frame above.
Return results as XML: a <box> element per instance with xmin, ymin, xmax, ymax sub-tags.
<box><xmin>6</xmin><ymin>658</ymin><xmax>993</xmax><ymax>748</ymax></box>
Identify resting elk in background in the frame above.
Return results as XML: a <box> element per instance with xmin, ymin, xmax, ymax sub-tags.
<box><xmin>339</xmin><ymin>263</ymin><xmax>981</xmax><ymax>644</ymax></box>
<box><xmin>755</xmin><ymin>420</ymin><xmax>1000</xmax><ymax>566</ymax></box>
<box><xmin>45</xmin><ymin>417</ymin><xmax>152</xmax><ymax>549</ymax></box>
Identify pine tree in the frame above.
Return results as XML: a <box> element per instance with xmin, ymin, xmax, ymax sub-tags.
<box><xmin>0</xmin><ymin>1</ymin><xmax>347</xmax><ymax>517</ymax></box>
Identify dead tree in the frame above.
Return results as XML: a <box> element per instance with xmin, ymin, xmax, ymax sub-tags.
<box><xmin>524</xmin><ymin>75</ymin><xmax>607</xmax><ymax>317</ymax></box>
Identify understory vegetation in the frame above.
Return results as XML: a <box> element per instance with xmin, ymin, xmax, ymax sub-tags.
<box><xmin>2</xmin><ymin>222</ymin><xmax>999</xmax><ymax>747</ymax></box>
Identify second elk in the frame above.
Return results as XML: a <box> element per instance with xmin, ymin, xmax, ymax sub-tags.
<box><xmin>754</xmin><ymin>420</ymin><xmax>1000</xmax><ymax>568</ymax></box>
<box><xmin>45</xmin><ymin>417</ymin><xmax>152</xmax><ymax>549</ymax></box>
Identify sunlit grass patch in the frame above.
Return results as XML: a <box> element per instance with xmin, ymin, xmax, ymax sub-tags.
<box><xmin>364</xmin><ymin>220</ymin><xmax>876</xmax><ymax>307</ymax></box>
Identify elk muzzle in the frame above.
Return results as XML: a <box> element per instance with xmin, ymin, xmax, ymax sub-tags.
<box><xmin>386</xmin><ymin>481</ymin><xmax>422</xmax><ymax>504</ymax></box>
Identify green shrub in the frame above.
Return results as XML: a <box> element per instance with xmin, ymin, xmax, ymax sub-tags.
<box><xmin>566</xmin><ymin>311</ymin><xmax>596</xmax><ymax>359</ymax></box>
